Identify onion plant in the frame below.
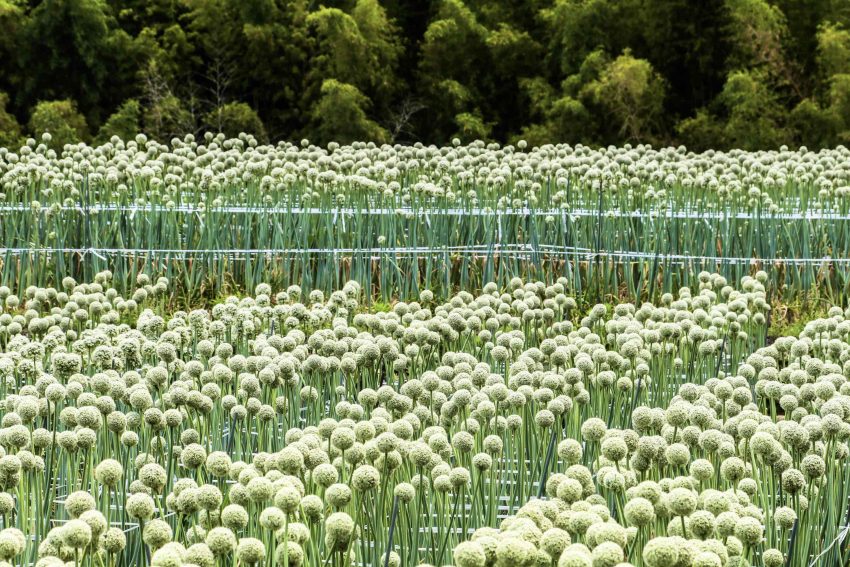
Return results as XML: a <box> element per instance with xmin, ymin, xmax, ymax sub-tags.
<box><xmin>2</xmin><ymin>136</ymin><xmax>850</xmax><ymax>306</ymax></box>
<box><xmin>0</xmin><ymin>269</ymin><xmax>845</xmax><ymax>566</ymax></box>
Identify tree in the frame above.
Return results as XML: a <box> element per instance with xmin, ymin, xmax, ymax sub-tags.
<box><xmin>0</xmin><ymin>92</ymin><xmax>22</xmax><ymax>149</ymax></box>
<box><xmin>454</xmin><ymin>111</ymin><xmax>492</xmax><ymax>141</ymax></box>
<box><xmin>306</xmin><ymin>1</ymin><xmax>402</xmax><ymax>107</ymax></box>
<box><xmin>789</xmin><ymin>99</ymin><xmax>838</xmax><ymax>148</ymax></box>
<box><xmin>775</xmin><ymin>0</ymin><xmax>850</xmax><ymax>79</ymax></box>
<box><xmin>306</xmin><ymin>8</ymin><xmax>374</xmax><ymax>91</ymax></box>
<box><xmin>542</xmin><ymin>0</ymin><xmax>634</xmax><ymax>77</ymax></box>
<box><xmin>725</xmin><ymin>0</ymin><xmax>802</xmax><ymax>97</ymax></box>
<box><xmin>817</xmin><ymin>23</ymin><xmax>850</xmax><ymax>79</ymax></box>
<box><xmin>586</xmin><ymin>51</ymin><xmax>666</xmax><ymax>141</ymax></box>
<box><xmin>183</xmin><ymin>0</ymin><xmax>311</xmax><ymax>137</ymax></box>
<box><xmin>0</xmin><ymin>0</ymin><xmax>843</xmax><ymax>148</ymax></box>
<box><xmin>419</xmin><ymin>0</ymin><xmax>488</xmax><ymax>83</ymax></box>
<box><xmin>517</xmin><ymin>51</ymin><xmax>608</xmax><ymax>145</ymax></box>
<box><xmin>204</xmin><ymin>102</ymin><xmax>267</xmax><ymax>142</ymax></box>
<box><xmin>797</xmin><ymin>22</ymin><xmax>850</xmax><ymax>145</ymax></box>
<box><xmin>483</xmin><ymin>22</ymin><xmax>543</xmax><ymax>136</ymax></box>
<box><xmin>136</xmin><ymin>23</ymin><xmax>198</xmax><ymax>88</ymax></box>
<box><xmin>676</xmin><ymin>109</ymin><xmax>725</xmax><ymax>151</ymax></box>
<box><xmin>105</xmin><ymin>0</ymin><xmax>182</xmax><ymax>37</ymax></box>
<box><xmin>827</xmin><ymin>74</ymin><xmax>850</xmax><ymax>141</ymax></box>
<box><xmin>182</xmin><ymin>0</ymin><xmax>240</xmax><ymax>110</ymax></box>
<box><xmin>309</xmin><ymin>79</ymin><xmax>388</xmax><ymax>144</ymax></box>
<box><xmin>677</xmin><ymin>70</ymin><xmax>793</xmax><ymax>150</ymax></box>
<box><xmin>418</xmin><ymin>0</ymin><xmax>490</xmax><ymax>142</ymax></box>
<box><xmin>638</xmin><ymin>0</ymin><xmax>732</xmax><ymax>118</ymax></box>
<box><xmin>718</xmin><ymin>70</ymin><xmax>789</xmax><ymax>149</ymax></box>
<box><xmin>96</xmin><ymin>99</ymin><xmax>142</xmax><ymax>144</ymax></box>
<box><xmin>351</xmin><ymin>0</ymin><xmax>404</xmax><ymax>101</ymax></box>
<box><xmin>0</xmin><ymin>0</ymin><xmax>25</xmax><ymax>101</ymax></box>
<box><xmin>303</xmin><ymin>2</ymin><xmax>402</xmax><ymax>142</ymax></box>
<box><xmin>17</xmin><ymin>0</ymin><xmax>139</xmax><ymax>126</ymax></box>
<box><xmin>144</xmin><ymin>94</ymin><xmax>194</xmax><ymax>141</ymax></box>
<box><xmin>28</xmin><ymin>99</ymin><xmax>88</xmax><ymax>148</ymax></box>
<box><xmin>518</xmin><ymin>74</ymin><xmax>595</xmax><ymax>145</ymax></box>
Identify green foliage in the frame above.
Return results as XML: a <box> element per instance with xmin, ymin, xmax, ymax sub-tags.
<box><xmin>519</xmin><ymin>75</ymin><xmax>594</xmax><ymax>146</ymax></box>
<box><xmin>586</xmin><ymin>51</ymin><xmax>666</xmax><ymax>141</ymax></box>
<box><xmin>827</xmin><ymin>74</ymin><xmax>850</xmax><ymax>141</ymax></box>
<box><xmin>28</xmin><ymin>99</ymin><xmax>88</xmax><ymax>148</ymax></box>
<box><xmin>307</xmin><ymin>1</ymin><xmax>401</xmax><ymax>94</ymax></box>
<box><xmin>309</xmin><ymin>79</ymin><xmax>388</xmax><ymax>144</ymax></box>
<box><xmin>454</xmin><ymin>111</ymin><xmax>491</xmax><ymax>141</ymax></box>
<box><xmin>789</xmin><ymin>99</ymin><xmax>838</xmax><ymax>148</ymax></box>
<box><xmin>1</xmin><ymin>0</ymin><xmax>850</xmax><ymax>147</ymax></box>
<box><xmin>419</xmin><ymin>0</ymin><xmax>487</xmax><ymax>83</ymax></box>
<box><xmin>204</xmin><ymin>102</ymin><xmax>267</xmax><ymax>142</ymax></box>
<box><xmin>542</xmin><ymin>0</ymin><xmax>631</xmax><ymax>76</ymax></box>
<box><xmin>417</xmin><ymin>0</ymin><xmax>490</xmax><ymax>140</ymax></box>
<box><xmin>485</xmin><ymin>23</ymin><xmax>540</xmax><ymax>79</ymax></box>
<box><xmin>144</xmin><ymin>94</ymin><xmax>193</xmax><ymax>142</ymax></box>
<box><xmin>676</xmin><ymin>70</ymin><xmax>792</xmax><ymax>150</ymax></box>
<box><xmin>351</xmin><ymin>0</ymin><xmax>404</xmax><ymax>92</ymax></box>
<box><xmin>0</xmin><ymin>92</ymin><xmax>22</xmax><ymax>149</ymax></box>
<box><xmin>17</xmin><ymin>0</ymin><xmax>139</xmax><ymax>125</ymax></box>
<box><xmin>0</xmin><ymin>1</ymin><xmax>25</xmax><ymax>97</ymax></box>
<box><xmin>718</xmin><ymin>70</ymin><xmax>788</xmax><ymax>149</ymax></box>
<box><xmin>776</xmin><ymin>0</ymin><xmax>850</xmax><ymax>78</ymax></box>
<box><xmin>519</xmin><ymin>50</ymin><xmax>664</xmax><ymax>145</ymax></box>
<box><xmin>303</xmin><ymin>0</ymin><xmax>401</xmax><ymax>138</ymax></box>
<box><xmin>637</xmin><ymin>0</ymin><xmax>731</xmax><ymax>115</ymax></box>
<box><xmin>817</xmin><ymin>23</ymin><xmax>850</xmax><ymax>78</ymax></box>
<box><xmin>725</xmin><ymin>0</ymin><xmax>788</xmax><ymax>70</ymax></box>
<box><xmin>170</xmin><ymin>0</ymin><xmax>310</xmax><ymax>137</ymax></box>
<box><xmin>96</xmin><ymin>99</ymin><xmax>141</xmax><ymax>144</ymax></box>
<box><xmin>676</xmin><ymin>109</ymin><xmax>725</xmax><ymax>151</ymax></box>
<box><xmin>307</xmin><ymin>8</ymin><xmax>374</xmax><ymax>90</ymax></box>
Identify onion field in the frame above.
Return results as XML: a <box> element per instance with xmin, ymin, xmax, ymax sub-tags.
<box><xmin>0</xmin><ymin>136</ymin><xmax>848</xmax><ymax>567</ymax></box>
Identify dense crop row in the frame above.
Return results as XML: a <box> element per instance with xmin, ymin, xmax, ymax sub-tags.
<box><xmin>0</xmin><ymin>270</ymin><xmax>846</xmax><ymax>566</ymax></box>
<box><xmin>2</xmin><ymin>136</ymin><xmax>850</xmax><ymax>304</ymax></box>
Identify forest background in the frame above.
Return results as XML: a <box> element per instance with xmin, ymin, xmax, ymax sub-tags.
<box><xmin>1</xmin><ymin>0</ymin><xmax>849</xmax><ymax>150</ymax></box>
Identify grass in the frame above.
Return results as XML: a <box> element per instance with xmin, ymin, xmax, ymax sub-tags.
<box><xmin>765</xmin><ymin>298</ymin><xmax>833</xmax><ymax>339</ymax></box>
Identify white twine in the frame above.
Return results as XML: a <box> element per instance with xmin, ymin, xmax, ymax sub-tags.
<box><xmin>1</xmin><ymin>244</ymin><xmax>849</xmax><ymax>266</ymax></box>
<box><xmin>2</xmin><ymin>203</ymin><xmax>850</xmax><ymax>221</ymax></box>
<box><xmin>807</xmin><ymin>525</ymin><xmax>850</xmax><ymax>567</ymax></box>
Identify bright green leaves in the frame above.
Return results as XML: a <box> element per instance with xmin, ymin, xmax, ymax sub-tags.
<box><xmin>310</xmin><ymin>79</ymin><xmax>389</xmax><ymax>145</ymax></box>
<box><xmin>28</xmin><ymin>99</ymin><xmax>89</xmax><ymax>149</ymax></box>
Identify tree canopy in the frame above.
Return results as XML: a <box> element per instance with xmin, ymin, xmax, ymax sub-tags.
<box><xmin>0</xmin><ymin>0</ymin><xmax>848</xmax><ymax>149</ymax></box>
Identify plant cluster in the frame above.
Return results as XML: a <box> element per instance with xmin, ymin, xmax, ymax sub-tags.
<box><xmin>2</xmin><ymin>136</ymin><xmax>849</xmax><ymax>304</ymax></box>
<box><xmin>6</xmin><ymin>136</ymin><xmax>850</xmax><ymax>209</ymax></box>
<box><xmin>0</xmin><ymin>270</ymin><xmax>844</xmax><ymax>566</ymax></box>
